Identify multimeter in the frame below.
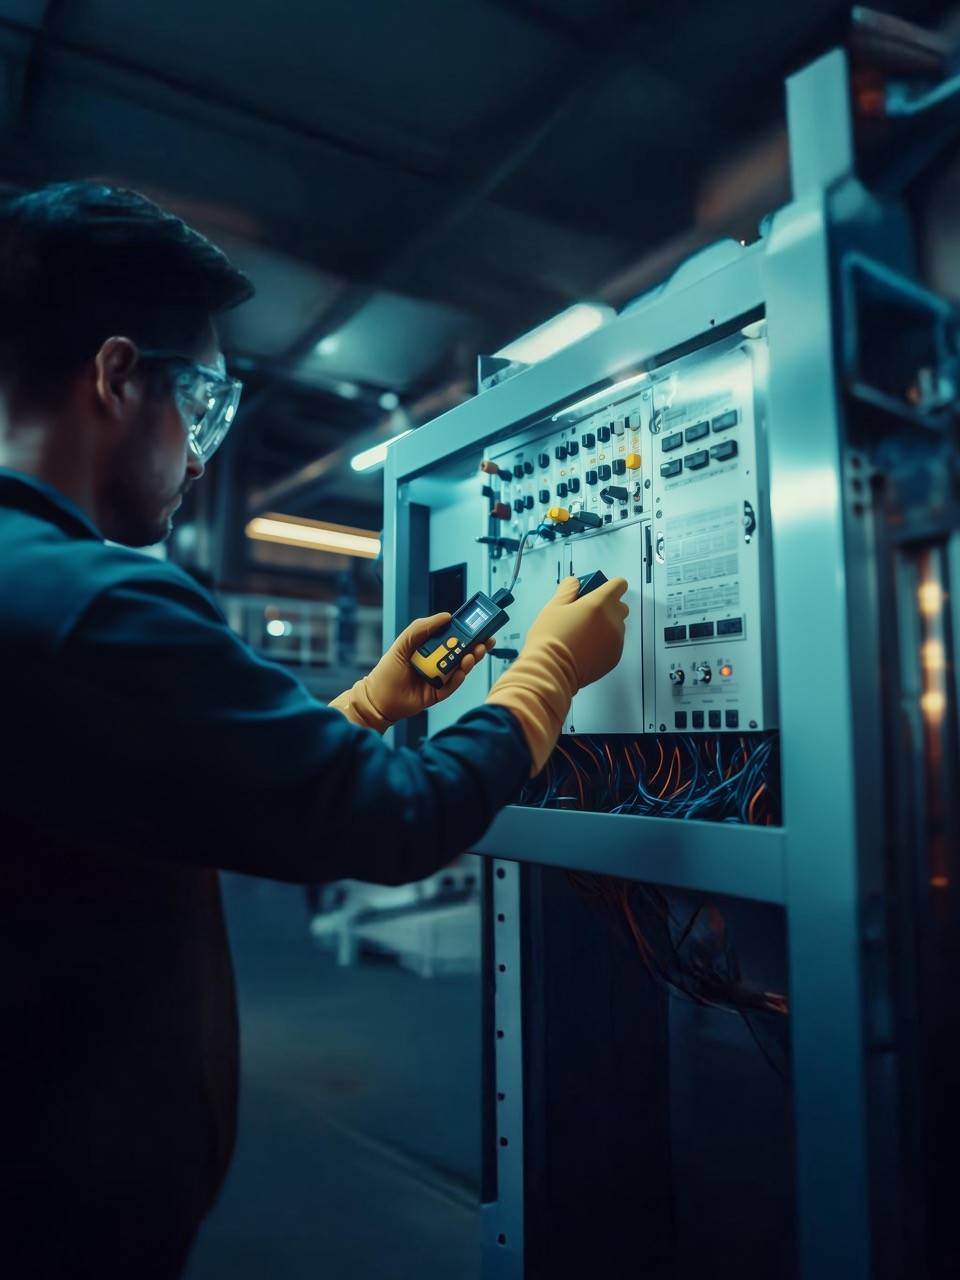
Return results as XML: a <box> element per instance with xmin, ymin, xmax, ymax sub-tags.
<box><xmin>410</xmin><ymin>588</ymin><xmax>514</xmax><ymax>689</ymax></box>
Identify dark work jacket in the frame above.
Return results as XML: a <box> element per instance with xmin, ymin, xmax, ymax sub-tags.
<box><xmin>0</xmin><ymin>470</ymin><xmax>529</xmax><ymax>1278</ymax></box>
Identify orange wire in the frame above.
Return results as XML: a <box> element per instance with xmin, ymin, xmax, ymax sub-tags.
<box><xmin>555</xmin><ymin>744</ymin><xmax>586</xmax><ymax>809</ymax></box>
<box><xmin>747</xmin><ymin>781</ymin><xmax>767</xmax><ymax>824</ymax></box>
<box><xmin>623</xmin><ymin>745</ymin><xmax>637</xmax><ymax>783</ymax></box>
<box><xmin>657</xmin><ymin>747</ymin><xmax>679</xmax><ymax>799</ymax></box>
<box><xmin>650</xmin><ymin>738</ymin><xmax>666</xmax><ymax>785</ymax></box>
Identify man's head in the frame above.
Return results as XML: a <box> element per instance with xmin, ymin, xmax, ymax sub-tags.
<box><xmin>0</xmin><ymin>182</ymin><xmax>252</xmax><ymax>545</ymax></box>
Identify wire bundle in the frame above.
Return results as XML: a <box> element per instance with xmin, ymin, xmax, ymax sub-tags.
<box><xmin>521</xmin><ymin>733</ymin><xmax>780</xmax><ymax>825</ymax></box>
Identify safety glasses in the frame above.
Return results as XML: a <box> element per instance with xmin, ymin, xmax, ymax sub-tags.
<box><xmin>138</xmin><ymin>348</ymin><xmax>243</xmax><ymax>464</ymax></box>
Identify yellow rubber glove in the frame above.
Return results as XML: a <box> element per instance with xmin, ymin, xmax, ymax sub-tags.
<box><xmin>330</xmin><ymin>611</ymin><xmax>496</xmax><ymax>733</ymax></box>
<box><xmin>486</xmin><ymin>576</ymin><xmax>629</xmax><ymax>774</ymax></box>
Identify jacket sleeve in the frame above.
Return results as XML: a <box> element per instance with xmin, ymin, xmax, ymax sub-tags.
<box><xmin>53</xmin><ymin>568</ymin><xmax>530</xmax><ymax>884</ymax></box>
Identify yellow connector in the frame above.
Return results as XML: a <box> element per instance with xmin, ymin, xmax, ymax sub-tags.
<box><xmin>626</xmin><ymin>453</ymin><xmax>642</xmax><ymax>470</ymax></box>
<box><xmin>548</xmin><ymin>507</ymin><xmax>570</xmax><ymax>522</ymax></box>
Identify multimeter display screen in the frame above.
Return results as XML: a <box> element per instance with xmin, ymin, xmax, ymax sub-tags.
<box><xmin>459</xmin><ymin>600</ymin><xmax>493</xmax><ymax>634</ymax></box>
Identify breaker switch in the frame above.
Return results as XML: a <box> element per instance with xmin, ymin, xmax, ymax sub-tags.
<box><xmin>523</xmin><ymin>460</ymin><xmax>534</xmax><ymax>475</ymax></box>
<box><xmin>597</xmin><ymin>425</ymin><xmax>611</xmax><ymax>443</ymax></box>
<box><xmin>600</xmin><ymin>485</ymin><xmax>628</xmax><ymax>504</ymax></box>
<box><xmin>626</xmin><ymin>453</ymin><xmax>642</xmax><ymax>470</ymax></box>
<box><xmin>585</xmin><ymin>469</ymin><xmax>598</xmax><ymax>485</ymax></box>
<box><xmin>538</xmin><ymin>488</ymin><xmax>550</xmax><ymax>504</ymax></box>
<box><xmin>574</xmin><ymin>511</ymin><xmax>603</xmax><ymax>528</ymax></box>
<box><xmin>612</xmin><ymin>458</ymin><xmax>626</xmax><ymax>476</ymax></box>
<box><xmin>556</xmin><ymin>482</ymin><xmax>568</xmax><ymax>498</ymax></box>
<box><xmin>568</xmin><ymin>478</ymin><xmax>580</xmax><ymax>494</ymax></box>
<box><xmin>523</xmin><ymin>495</ymin><xmax>534</xmax><ymax>510</ymax></box>
<box><xmin>513</xmin><ymin>464</ymin><xmax>525</xmax><ymax>479</ymax></box>
<box><xmin>567</xmin><ymin>441</ymin><xmax>579</xmax><ymax>456</ymax></box>
<box><xmin>555</xmin><ymin>444</ymin><xmax>568</xmax><ymax>461</ymax></box>
<box><xmin>513</xmin><ymin>498</ymin><xmax>525</xmax><ymax>514</ymax></box>
<box><xmin>581</xmin><ymin>432</ymin><xmax>596</xmax><ymax>449</ymax></box>
<box><xmin>597</xmin><ymin>464</ymin><xmax>612</xmax><ymax>481</ymax></box>
<box><xmin>490</xmin><ymin>502</ymin><xmax>511</xmax><ymax>521</ymax></box>
<box><xmin>538</xmin><ymin>452</ymin><xmax>550</xmax><ymax>469</ymax></box>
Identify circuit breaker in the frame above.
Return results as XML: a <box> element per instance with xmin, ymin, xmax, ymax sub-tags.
<box><xmin>481</xmin><ymin>331</ymin><xmax>776</xmax><ymax>733</ymax></box>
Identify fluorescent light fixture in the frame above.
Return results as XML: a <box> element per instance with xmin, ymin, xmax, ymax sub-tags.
<box><xmin>554</xmin><ymin>371</ymin><xmax>650</xmax><ymax>420</ymax></box>
<box><xmin>496</xmin><ymin>303</ymin><xmax>613</xmax><ymax>365</ymax></box>
<box><xmin>246</xmin><ymin>514</ymin><xmax>381</xmax><ymax>559</ymax></box>
<box><xmin>315</xmin><ymin>335</ymin><xmax>340</xmax><ymax>357</ymax></box>
<box><xmin>350</xmin><ymin>429</ymin><xmax>413</xmax><ymax>472</ymax></box>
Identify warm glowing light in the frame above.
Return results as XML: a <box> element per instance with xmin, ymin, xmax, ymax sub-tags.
<box><xmin>497</xmin><ymin>303</ymin><xmax>613</xmax><ymax>365</ymax></box>
<box><xmin>921</xmin><ymin>640</ymin><xmax>946</xmax><ymax>671</ymax></box>
<box><xmin>350</xmin><ymin>429</ymin><xmax>413</xmax><ymax>472</ymax></box>
<box><xmin>920</xmin><ymin>689</ymin><xmax>947</xmax><ymax>721</ymax></box>
<box><xmin>918</xmin><ymin>580</ymin><xmax>944</xmax><ymax>616</ymax></box>
<box><xmin>246</xmin><ymin>514</ymin><xmax>381</xmax><ymax>559</ymax></box>
<box><xmin>720</xmin><ymin>664</ymin><xmax>733</xmax><ymax>678</ymax></box>
<box><xmin>931</xmin><ymin>875</ymin><xmax>950</xmax><ymax>889</ymax></box>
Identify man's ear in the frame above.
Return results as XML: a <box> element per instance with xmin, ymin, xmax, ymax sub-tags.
<box><xmin>93</xmin><ymin>337</ymin><xmax>141</xmax><ymax>419</ymax></box>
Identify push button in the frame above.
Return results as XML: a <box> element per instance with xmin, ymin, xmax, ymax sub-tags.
<box><xmin>711</xmin><ymin>440</ymin><xmax>738</xmax><ymax>462</ymax></box>
<box><xmin>692</xmin><ymin>710</ymin><xmax>704</xmax><ymax>729</ymax></box>
<box><xmin>662</xmin><ymin>431</ymin><xmax>683</xmax><ymax>452</ymax></box>
<box><xmin>438</xmin><ymin>657</ymin><xmax>450</xmax><ymax>671</ymax></box>
<box><xmin>674</xmin><ymin>712</ymin><xmax>687</xmax><ymax>729</ymax></box>
<box><xmin>725</xmin><ymin>710</ymin><xmax>739</xmax><ymax>728</ymax></box>
<box><xmin>660</xmin><ymin>459</ymin><xmax>682</xmax><ymax>478</ymax></box>
<box><xmin>708</xmin><ymin>710</ymin><xmax>722</xmax><ymax>729</ymax></box>
<box><xmin>445</xmin><ymin>637</ymin><xmax>458</xmax><ymax>649</ymax></box>
<box><xmin>685</xmin><ymin>421</ymin><xmax>709</xmax><ymax>443</ymax></box>
<box><xmin>685</xmin><ymin>450</ymin><xmax>709</xmax><ymax>470</ymax></box>
<box><xmin>717</xmin><ymin>617</ymin><xmax>743</xmax><ymax>636</ymax></box>
<box><xmin>626</xmin><ymin>453</ymin><xmax>642</xmax><ymax>469</ymax></box>
<box><xmin>712</xmin><ymin>409</ymin><xmax>738</xmax><ymax>432</ymax></box>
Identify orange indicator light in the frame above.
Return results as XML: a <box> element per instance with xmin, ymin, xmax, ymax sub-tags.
<box><xmin>720</xmin><ymin>664</ymin><xmax>733</xmax><ymax>678</ymax></box>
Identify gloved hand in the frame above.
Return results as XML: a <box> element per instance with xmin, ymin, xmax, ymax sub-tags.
<box><xmin>486</xmin><ymin>576</ymin><xmax>629</xmax><ymax>774</ymax></box>
<box><xmin>330</xmin><ymin>612</ymin><xmax>495</xmax><ymax>733</ymax></box>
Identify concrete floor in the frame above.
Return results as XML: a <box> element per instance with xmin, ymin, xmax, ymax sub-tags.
<box><xmin>186</xmin><ymin>875</ymin><xmax>483</xmax><ymax>1280</ymax></box>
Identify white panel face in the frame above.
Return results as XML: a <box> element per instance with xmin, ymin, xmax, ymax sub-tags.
<box><xmin>480</xmin><ymin>334</ymin><xmax>776</xmax><ymax>734</ymax></box>
<box><xmin>651</xmin><ymin>340</ymin><xmax>774</xmax><ymax>733</ymax></box>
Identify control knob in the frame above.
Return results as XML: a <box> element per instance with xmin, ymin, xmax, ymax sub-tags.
<box><xmin>669</xmin><ymin>669</ymin><xmax>685</xmax><ymax>686</ymax></box>
<box><xmin>693</xmin><ymin>663</ymin><xmax>712</xmax><ymax>685</ymax></box>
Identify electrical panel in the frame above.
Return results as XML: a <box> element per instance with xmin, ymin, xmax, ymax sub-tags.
<box><xmin>481</xmin><ymin>332</ymin><xmax>777</xmax><ymax>733</ymax></box>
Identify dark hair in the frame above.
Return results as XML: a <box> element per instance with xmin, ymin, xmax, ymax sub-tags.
<box><xmin>0</xmin><ymin>181</ymin><xmax>254</xmax><ymax>408</ymax></box>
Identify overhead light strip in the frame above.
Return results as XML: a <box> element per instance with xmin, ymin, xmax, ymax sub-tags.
<box><xmin>245</xmin><ymin>514</ymin><xmax>381</xmax><ymax>559</ymax></box>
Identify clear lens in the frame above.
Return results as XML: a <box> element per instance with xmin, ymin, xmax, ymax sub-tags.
<box><xmin>174</xmin><ymin>367</ymin><xmax>242</xmax><ymax>463</ymax></box>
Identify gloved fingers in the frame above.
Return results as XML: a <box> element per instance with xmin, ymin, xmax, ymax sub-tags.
<box><xmin>553</xmin><ymin>576</ymin><xmax>582</xmax><ymax>604</ymax></box>
<box><xmin>396</xmin><ymin>612</ymin><xmax>451</xmax><ymax>656</ymax></box>
<box><xmin>439</xmin><ymin>665</ymin><xmax>469</xmax><ymax>699</ymax></box>
<box><xmin>596</xmin><ymin>576</ymin><xmax>628</xmax><ymax>602</ymax></box>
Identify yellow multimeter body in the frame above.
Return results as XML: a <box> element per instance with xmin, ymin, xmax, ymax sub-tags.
<box><xmin>410</xmin><ymin>589</ymin><xmax>513</xmax><ymax>689</ymax></box>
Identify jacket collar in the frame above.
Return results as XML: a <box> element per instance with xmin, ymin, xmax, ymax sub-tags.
<box><xmin>0</xmin><ymin>469</ymin><xmax>104</xmax><ymax>542</ymax></box>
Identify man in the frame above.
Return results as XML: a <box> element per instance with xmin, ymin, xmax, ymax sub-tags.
<box><xmin>0</xmin><ymin>182</ymin><xmax>629</xmax><ymax>1278</ymax></box>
